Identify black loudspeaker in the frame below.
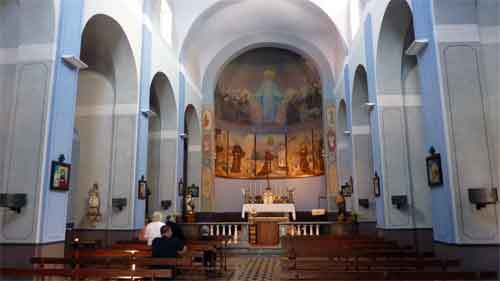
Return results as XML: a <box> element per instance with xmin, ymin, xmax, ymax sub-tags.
<box><xmin>0</xmin><ymin>193</ymin><xmax>27</xmax><ymax>213</ymax></box>
<box><xmin>112</xmin><ymin>198</ymin><xmax>127</xmax><ymax>211</ymax></box>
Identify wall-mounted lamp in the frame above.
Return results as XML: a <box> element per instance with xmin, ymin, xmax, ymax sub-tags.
<box><xmin>405</xmin><ymin>39</ymin><xmax>429</xmax><ymax>56</ymax></box>
<box><xmin>363</xmin><ymin>102</ymin><xmax>376</xmax><ymax>111</ymax></box>
<box><xmin>179</xmin><ymin>133</ymin><xmax>188</xmax><ymax>139</ymax></box>
<box><xmin>141</xmin><ymin>109</ymin><xmax>157</xmax><ymax>118</ymax></box>
<box><xmin>468</xmin><ymin>188</ymin><xmax>498</xmax><ymax>210</ymax></box>
<box><xmin>0</xmin><ymin>193</ymin><xmax>27</xmax><ymax>214</ymax></box>
<box><xmin>62</xmin><ymin>55</ymin><xmax>88</xmax><ymax>70</ymax></box>
<box><xmin>112</xmin><ymin>198</ymin><xmax>127</xmax><ymax>212</ymax></box>
<box><xmin>343</xmin><ymin>130</ymin><xmax>352</xmax><ymax>136</ymax></box>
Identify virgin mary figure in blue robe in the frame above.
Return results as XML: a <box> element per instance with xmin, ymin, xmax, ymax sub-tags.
<box><xmin>255</xmin><ymin>70</ymin><xmax>283</xmax><ymax>123</ymax></box>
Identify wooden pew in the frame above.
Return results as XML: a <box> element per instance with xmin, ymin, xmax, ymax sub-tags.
<box><xmin>0</xmin><ymin>267</ymin><xmax>173</xmax><ymax>280</ymax></box>
<box><xmin>281</xmin><ymin>270</ymin><xmax>498</xmax><ymax>280</ymax></box>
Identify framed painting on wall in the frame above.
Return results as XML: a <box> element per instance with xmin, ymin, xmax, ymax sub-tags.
<box><xmin>426</xmin><ymin>147</ymin><xmax>443</xmax><ymax>187</ymax></box>
<box><xmin>50</xmin><ymin>159</ymin><xmax>71</xmax><ymax>191</ymax></box>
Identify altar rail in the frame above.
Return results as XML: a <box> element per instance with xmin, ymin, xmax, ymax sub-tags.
<box><xmin>279</xmin><ymin>222</ymin><xmax>334</xmax><ymax>237</ymax></box>
<box><xmin>179</xmin><ymin>222</ymin><xmax>250</xmax><ymax>246</ymax></box>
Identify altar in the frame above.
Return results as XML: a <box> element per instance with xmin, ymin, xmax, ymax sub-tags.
<box><xmin>241</xmin><ymin>203</ymin><xmax>296</xmax><ymax>220</ymax></box>
<box><xmin>242</xmin><ymin>203</ymin><xmax>296</xmax><ymax>246</ymax></box>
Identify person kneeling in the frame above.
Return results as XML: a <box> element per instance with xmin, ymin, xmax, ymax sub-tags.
<box><xmin>152</xmin><ymin>225</ymin><xmax>187</xmax><ymax>279</ymax></box>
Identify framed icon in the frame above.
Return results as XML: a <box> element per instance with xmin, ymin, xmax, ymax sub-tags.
<box><xmin>188</xmin><ymin>184</ymin><xmax>199</xmax><ymax>198</ymax></box>
<box><xmin>426</xmin><ymin>147</ymin><xmax>443</xmax><ymax>187</ymax></box>
<box><xmin>50</xmin><ymin>158</ymin><xmax>71</xmax><ymax>191</ymax></box>
<box><xmin>138</xmin><ymin>176</ymin><xmax>148</xmax><ymax>200</ymax></box>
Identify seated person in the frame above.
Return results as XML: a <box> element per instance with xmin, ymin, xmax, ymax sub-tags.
<box><xmin>165</xmin><ymin>215</ymin><xmax>185</xmax><ymax>241</ymax></box>
<box><xmin>144</xmin><ymin>212</ymin><xmax>165</xmax><ymax>246</ymax></box>
<box><xmin>152</xmin><ymin>225</ymin><xmax>187</xmax><ymax>258</ymax></box>
<box><xmin>199</xmin><ymin>225</ymin><xmax>216</xmax><ymax>268</ymax></box>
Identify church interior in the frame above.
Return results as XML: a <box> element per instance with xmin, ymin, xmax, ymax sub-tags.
<box><xmin>1</xmin><ymin>0</ymin><xmax>500</xmax><ymax>280</ymax></box>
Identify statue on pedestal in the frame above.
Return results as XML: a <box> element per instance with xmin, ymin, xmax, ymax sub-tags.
<box><xmin>185</xmin><ymin>192</ymin><xmax>195</xmax><ymax>215</ymax></box>
<box><xmin>86</xmin><ymin>183</ymin><xmax>102</xmax><ymax>227</ymax></box>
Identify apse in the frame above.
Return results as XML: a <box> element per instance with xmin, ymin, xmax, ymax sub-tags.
<box><xmin>213</xmin><ymin>47</ymin><xmax>326</xmax><ymax>212</ymax></box>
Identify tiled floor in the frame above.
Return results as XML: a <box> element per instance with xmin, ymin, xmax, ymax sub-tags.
<box><xmin>229</xmin><ymin>256</ymin><xmax>281</xmax><ymax>281</ymax></box>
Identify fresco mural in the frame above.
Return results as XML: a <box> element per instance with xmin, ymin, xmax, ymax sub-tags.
<box><xmin>256</xmin><ymin>134</ymin><xmax>287</xmax><ymax>178</ymax></box>
<box><xmin>287</xmin><ymin>131</ymin><xmax>314</xmax><ymax>177</ymax></box>
<box><xmin>214</xmin><ymin>47</ymin><xmax>325</xmax><ymax>179</ymax></box>
<box><xmin>228</xmin><ymin>132</ymin><xmax>255</xmax><ymax>178</ymax></box>
<box><xmin>312</xmin><ymin>129</ymin><xmax>325</xmax><ymax>175</ymax></box>
<box><xmin>215</xmin><ymin>48</ymin><xmax>322</xmax><ymax>128</ymax></box>
<box><xmin>214</xmin><ymin>128</ymin><xmax>228</xmax><ymax>177</ymax></box>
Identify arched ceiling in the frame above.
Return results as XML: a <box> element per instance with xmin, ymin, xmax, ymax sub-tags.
<box><xmin>172</xmin><ymin>0</ymin><xmax>350</xmax><ymax>93</ymax></box>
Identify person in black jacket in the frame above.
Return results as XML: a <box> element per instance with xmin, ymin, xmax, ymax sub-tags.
<box><xmin>165</xmin><ymin>215</ymin><xmax>185</xmax><ymax>241</ymax></box>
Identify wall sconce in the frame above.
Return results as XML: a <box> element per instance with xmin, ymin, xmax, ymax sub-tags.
<box><xmin>363</xmin><ymin>102</ymin><xmax>376</xmax><ymax>111</ymax></box>
<box><xmin>112</xmin><ymin>198</ymin><xmax>127</xmax><ymax>211</ymax></box>
<box><xmin>179</xmin><ymin>133</ymin><xmax>188</xmax><ymax>139</ymax></box>
<box><xmin>391</xmin><ymin>195</ymin><xmax>408</xmax><ymax>209</ymax></box>
<box><xmin>0</xmin><ymin>193</ymin><xmax>27</xmax><ymax>214</ymax></box>
<box><xmin>141</xmin><ymin>109</ymin><xmax>157</xmax><ymax>118</ymax></box>
<box><xmin>62</xmin><ymin>55</ymin><xmax>88</xmax><ymax>70</ymax></box>
<box><xmin>468</xmin><ymin>188</ymin><xmax>498</xmax><ymax>210</ymax></box>
<box><xmin>343</xmin><ymin>130</ymin><xmax>352</xmax><ymax>136</ymax></box>
<box><xmin>405</xmin><ymin>39</ymin><xmax>429</xmax><ymax>56</ymax></box>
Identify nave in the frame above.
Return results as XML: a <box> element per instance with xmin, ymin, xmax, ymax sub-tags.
<box><xmin>1</xmin><ymin>1</ymin><xmax>500</xmax><ymax>280</ymax></box>
<box><xmin>1</xmin><ymin>224</ymin><xmax>499</xmax><ymax>281</ymax></box>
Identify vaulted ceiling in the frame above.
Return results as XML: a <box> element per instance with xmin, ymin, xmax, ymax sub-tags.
<box><xmin>170</xmin><ymin>0</ymin><xmax>351</xmax><ymax>93</ymax></box>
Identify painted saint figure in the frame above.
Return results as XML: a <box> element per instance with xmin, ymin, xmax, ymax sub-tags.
<box><xmin>230</xmin><ymin>144</ymin><xmax>245</xmax><ymax>173</ymax></box>
<box><xmin>299</xmin><ymin>142</ymin><xmax>313</xmax><ymax>174</ymax></box>
<box><xmin>258</xmin><ymin>151</ymin><xmax>274</xmax><ymax>176</ymax></box>
<box><xmin>255</xmin><ymin>69</ymin><xmax>283</xmax><ymax>123</ymax></box>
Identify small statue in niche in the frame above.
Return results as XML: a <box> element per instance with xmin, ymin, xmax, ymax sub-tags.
<box><xmin>184</xmin><ymin>191</ymin><xmax>195</xmax><ymax>215</ymax></box>
<box><xmin>86</xmin><ymin>183</ymin><xmax>102</xmax><ymax>227</ymax></box>
<box><xmin>230</xmin><ymin>144</ymin><xmax>245</xmax><ymax>173</ymax></box>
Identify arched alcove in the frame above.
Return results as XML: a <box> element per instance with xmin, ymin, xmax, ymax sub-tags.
<box><xmin>351</xmin><ymin>66</ymin><xmax>375</xmax><ymax>220</ymax></box>
<box><xmin>337</xmin><ymin>100</ymin><xmax>352</xmax><ymax>209</ymax></box>
<box><xmin>184</xmin><ymin>105</ymin><xmax>202</xmax><ymax>210</ymax></box>
<box><xmin>148</xmin><ymin>72</ymin><xmax>177</xmax><ymax>218</ymax></box>
<box><xmin>212</xmin><ymin>47</ymin><xmax>326</xmax><ymax>212</ymax></box>
<box><xmin>70</xmin><ymin>14</ymin><xmax>138</xmax><ymax>229</ymax></box>
<box><xmin>376</xmin><ymin>0</ymin><xmax>431</xmax><ymax>228</ymax></box>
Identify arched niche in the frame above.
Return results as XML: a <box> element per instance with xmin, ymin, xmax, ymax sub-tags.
<box><xmin>351</xmin><ymin>66</ymin><xmax>375</xmax><ymax>220</ymax></box>
<box><xmin>184</xmin><ymin>105</ymin><xmax>201</xmax><ymax>210</ymax></box>
<box><xmin>376</xmin><ymin>0</ymin><xmax>431</xmax><ymax>228</ymax></box>
<box><xmin>147</xmin><ymin>72</ymin><xmax>177</xmax><ymax>218</ymax></box>
<box><xmin>70</xmin><ymin>14</ymin><xmax>138</xmax><ymax>229</ymax></box>
<box><xmin>337</xmin><ymin>100</ymin><xmax>352</xmax><ymax>202</ymax></box>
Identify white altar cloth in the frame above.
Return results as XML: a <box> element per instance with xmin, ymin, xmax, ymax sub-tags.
<box><xmin>241</xmin><ymin>204</ymin><xmax>296</xmax><ymax>221</ymax></box>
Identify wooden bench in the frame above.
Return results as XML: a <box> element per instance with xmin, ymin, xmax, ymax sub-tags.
<box><xmin>285</xmin><ymin>258</ymin><xmax>461</xmax><ymax>271</ymax></box>
<box><xmin>0</xmin><ymin>267</ymin><xmax>172</xmax><ymax>280</ymax></box>
<box><xmin>281</xmin><ymin>270</ymin><xmax>498</xmax><ymax>280</ymax></box>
